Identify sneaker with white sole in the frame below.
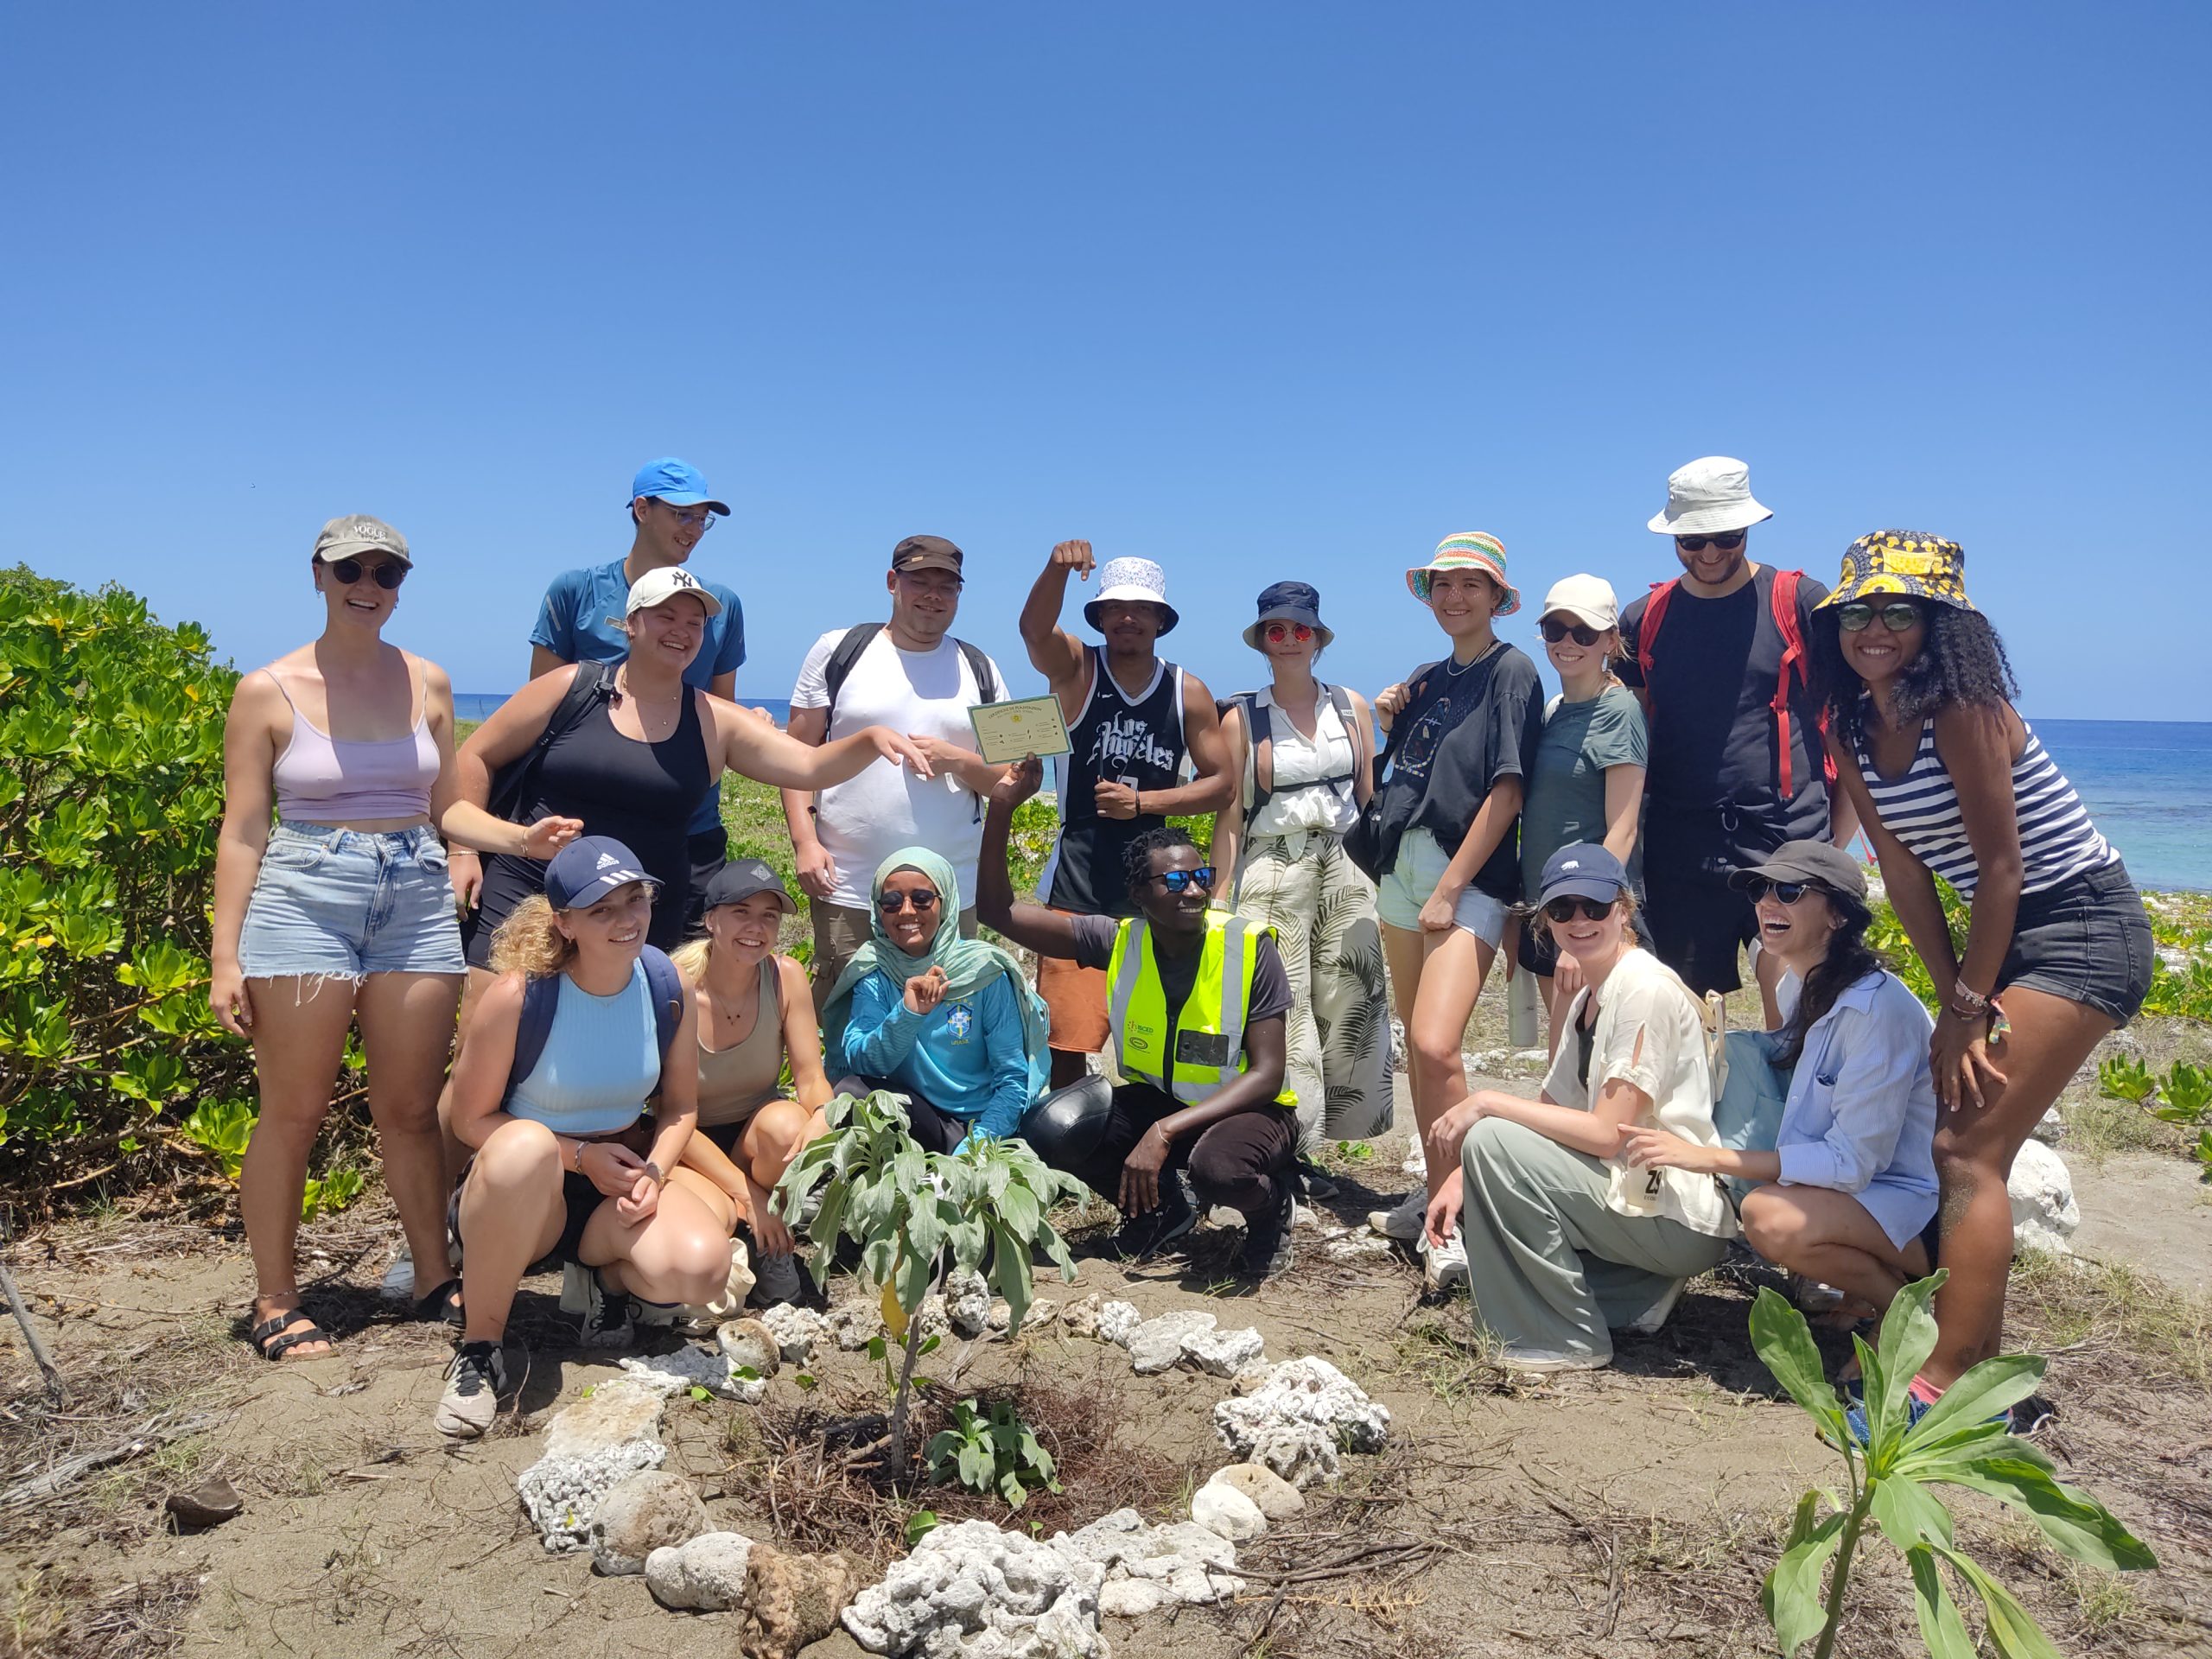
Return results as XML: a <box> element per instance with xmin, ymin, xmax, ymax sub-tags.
<box><xmin>1421</xmin><ymin>1229</ymin><xmax>1470</xmax><ymax>1292</ymax></box>
<box><xmin>1114</xmin><ymin>1169</ymin><xmax>1198</xmax><ymax>1261</ymax></box>
<box><xmin>1369</xmin><ymin>1187</ymin><xmax>1429</xmax><ymax>1243</ymax></box>
<box><xmin>564</xmin><ymin>1262</ymin><xmax>636</xmax><ymax>1349</ymax></box>
<box><xmin>435</xmin><ymin>1340</ymin><xmax>511</xmax><ymax>1438</ymax></box>
<box><xmin>749</xmin><ymin>1251</ymin><xmax>804</xmax><ymax>1307</ymax></box>
<box><xmin>1622</xmin><ymin>1277</ymin><xmax>1688</xmax><ymax>1337</ymax></box>
<box><xmin>1237</xmin><ymin>1181</ymin><xmax>1297</xmax><ymax>1281</ymax></box>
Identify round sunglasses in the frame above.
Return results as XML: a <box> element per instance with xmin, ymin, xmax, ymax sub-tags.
<box><xmin>1675</xmin><ymin>531</ymin><xmax>1745</xmax><ymax>554</ymax></box>
<box><xmin>876</xmin><ymin>888</ymin><xmax>941</xmax><ymax>914</ymax></box>
<box><xmin>1540</xmin><ymin>618</ymin><xmax>1605</xmax><ymax>646</ymax></box>
<box><xmin>1836</xmin><ymin>601</ymin><xmax>1923</xmax><ymax>633</ymax></box>
<box><xmin>1262</xmin><ymin>621</ymin><xmax>1314</xmax><ymax>645</ymax></box>
<box><xmin>1154</xmin><ymin>866</ymin><xmax>1215</xmax><ymax>894</ymax></box>
<box><xmin>327</xmin><ymin>556</ymin><xmax>407</xmax><ymax>590</ymax></box>
<box><xmin>1542</xmin><ymin>895</ymin><xmax>1617</xmax><ymax>924</ymax></box>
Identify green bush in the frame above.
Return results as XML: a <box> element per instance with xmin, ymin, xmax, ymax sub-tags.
<box><xmin>0</xmin><ymin>567</ymin><xmax>353</xmax><ymax>1210</ymax></box>
<box><xmin>1867</xmin><ymin>880</ymin><xmax>1970</xmax><ymax>1014</ymax></box>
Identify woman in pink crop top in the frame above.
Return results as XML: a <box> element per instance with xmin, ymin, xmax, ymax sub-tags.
<box><xmin>210</xmin><ymin>515</ymin><xmax>582</xmax><ymax>1363</ymax></box>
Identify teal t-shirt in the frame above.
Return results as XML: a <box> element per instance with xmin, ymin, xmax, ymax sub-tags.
<box><xmin>1520</xmin><ymin>683</ymin><xmax>1648</xmax><ymax>896</ymax></box>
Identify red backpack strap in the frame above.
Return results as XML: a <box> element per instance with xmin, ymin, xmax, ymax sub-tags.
<box><xmin>1636</xmin><ymin>579</ymin><xmax>1677</xmax><ymax>696</ymax></box>
<box><xmin>1769</xmin><ymin>569</ymin><xmax>1809</xmax><ymax>798</ymax></box>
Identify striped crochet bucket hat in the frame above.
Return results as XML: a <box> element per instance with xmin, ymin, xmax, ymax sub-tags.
<box><xmin>1407</xmin><ymin>531</ymin><xmax>1521</xmax><ymax>614</ymax></box>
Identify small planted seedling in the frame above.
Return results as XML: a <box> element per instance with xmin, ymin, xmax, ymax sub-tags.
<box><xmin>2096</xmin><ymin>1052</ymin><xmax>2155</xmax><ymax>1104</ymax></box>
<box><xmin>925</xmin><ymin>1399</ymin><xmax>1060</xmax><ymax>1510</ymax></box>
<box><xmin>1332</xmin><ymin>1140</ymin><xmax>1376</xmax><ymax>1165</ymax></box>
<box><xmin>2155</xmin><ymin>1060</ymin><xmax>2212</xmax><ymax>1124</ymax></box>
<box><xmin>1752</xmin><ymin>1271</ymin><xmax>2154</xmax><ymax>1658</ymax></box>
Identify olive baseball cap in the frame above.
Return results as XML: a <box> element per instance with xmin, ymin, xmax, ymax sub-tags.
<box><xmin>312</xmin><ymin>514</ymin><xmax>411</xmax><ymax>567</ymax></box>
<box><xmin>1728</xmin><ymin>840</ymin><xmax>1868</xmax><ymax>899</ymax></box>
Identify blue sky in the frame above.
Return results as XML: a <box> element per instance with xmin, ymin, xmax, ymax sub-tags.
<box><xmin>3</xmin><ymin>4</ymin><xmax>2206</xmax><ymax>721</ymax></box>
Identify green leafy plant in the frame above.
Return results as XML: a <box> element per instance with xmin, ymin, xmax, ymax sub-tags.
<box><xmin>925</xmin><ymin>1399</ymin><xmax>1061</xmax><ymax>1510</ymax></box>
<box><xmin>903</xmin><ymin>1510</ymin><xmax>939</xmax><ymax>1548</ymax></box>
<box><xmin>1752</xmin><ymin>1272</ymin><xmax>2154</xmax><ymax>1658</ymax></box>
<box><xmin>2096</xmin><ymin>1053</ymin><xmax>2156</xmax><ymax>1105</ymax></box>
<box><xmin>1866</xmin><ymin>881</ymin><xmax>1970</xmax><ymax>1014</ymax></box>
<box><xmin>2154</xmin><ymin>1060</ymin><xmax>2212</xmax><ymax>1123</ymax></box>
<box><xmin>776</xmin><ymin>1089</ymin><xmax>1084</xmax><ymax>1469</ymax></box>
<box><xmin>1332</xmin><ymin>1139</ymin><xmax>1376</xmax><ymax>1165</ymax></box>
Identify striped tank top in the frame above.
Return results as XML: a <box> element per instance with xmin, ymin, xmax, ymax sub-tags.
<box><xmin>1855</xmin><ymin>715</ymin><xmax>2113</xmax><ymax>899</ymax></box>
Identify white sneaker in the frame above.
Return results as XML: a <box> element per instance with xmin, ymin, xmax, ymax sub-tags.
<box><xmin>1421</xmin><ymin>1230</ymin><xmax>1470</xmax><ymax>1293</ymax></box>
<box><xmin>1368</xmin><ymin>1188</ymin><xmax>1429</xmax><ymax>1243</ymax></box>
<box><xmin>1623</xmin><ymin>1277</ymin><xmax>1689</xmax><ymax>1337</ymax></box>
<box><xmin>435</xmin><ymin>1341</ymin><xmax>511</xmax><ymax>1438</ymax></box>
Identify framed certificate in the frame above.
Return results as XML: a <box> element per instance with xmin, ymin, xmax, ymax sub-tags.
<box><xmin>969</xmin><ymin>695</ymin><xmax>1072</xmax><ymax>765</ymax></box>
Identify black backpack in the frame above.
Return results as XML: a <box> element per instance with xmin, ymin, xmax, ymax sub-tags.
<box><xmin>502</xmin><ymin>944</ymin><xmax>686</xmax><ymax>1108</ymax></box>
<box><xmin>1230</xmin><ymin>685</ymin><xmax>1360</xmax><ymax>821</ymax></box>
<box><xmin>816</xmin><ymin>623</ymin><xmax>1003</xmax><ymax>820</ymax></box>
<box><xmin>485</xmin><ymin>663</ymin><xmax>620</xmax><ymax>822</ymax></box>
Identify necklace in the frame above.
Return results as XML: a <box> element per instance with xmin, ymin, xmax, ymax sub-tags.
<box><xmin>1441</xmin><ymin>639</ymin><xmax>1502</xmax><ymax>677</ymax></box>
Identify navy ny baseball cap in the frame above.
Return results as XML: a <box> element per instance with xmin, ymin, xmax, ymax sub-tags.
<box><xmin>628</xmin><ymin>457</ymin><xmax>730</xmax><ymax>516</ymax></box>
<box><xmin>543</xmin><ymin>836</ymin><xmax>661</xmax><ymax>911</ymax></box>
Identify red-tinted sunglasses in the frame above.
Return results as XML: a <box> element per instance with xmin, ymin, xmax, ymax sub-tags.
<box><xmin>1262</xmin><ymin>621</ymin><xmax>1313</xmax><ymax>644</ymax></box>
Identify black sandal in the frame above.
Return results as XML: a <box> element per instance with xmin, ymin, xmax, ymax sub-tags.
<box><xmin>412</xmin><ymin>1279</ymin><xmax>465</xmax><ymax>1328</ymax></box>
<box><xmin>249</xmin><ymin>1306</ymin><xmax>331</xmax><ymax>1361</ymax></box>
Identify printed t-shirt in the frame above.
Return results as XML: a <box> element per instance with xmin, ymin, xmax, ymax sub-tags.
<box><xmin>1370</xmin><ymin>642</ymin><xmax>1543</xmax><ymax>900</ymax></box>
<box><xmin>1519</xmin><ymin>683</ymin><xmax>1649</xmax><ymax>898</ymax></box>
<box><xmin>530</xmin><ymin>556</ymin><xmax>747</xmax><ymax>836</ymax></box>
<box><xmin>1616</xmin><ymin>566</ymin><xmax>1828</xmax><ymax>866</ymax></box>
<box><xmin>790</xmin><ymin>627</ymin><xmax>1007</xmax><ymax>910</ymax></box>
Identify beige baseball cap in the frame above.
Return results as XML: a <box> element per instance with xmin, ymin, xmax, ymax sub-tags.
<box><xmin>312</xmin><ymin>514</ymin><xmax>412</xmax><ymax>567</ymax></box>
<box><xmin>626</xmin><ymin>565</ymin><xmax>724</xmax><ymax>619</ymax></box>
<box><xmin>1539</xmin><ymin>574</ymin><xmax>1619</xmax><ymax>631</ymax></box>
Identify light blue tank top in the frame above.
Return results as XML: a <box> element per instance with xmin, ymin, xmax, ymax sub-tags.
<box><xmin>505</xmin><ymin>959</ymin><xmax>661</xmax><ymax>1136</ymax></box>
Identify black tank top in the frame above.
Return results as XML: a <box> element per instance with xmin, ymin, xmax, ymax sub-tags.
<box><xmin>1046</xmin><ymin>646</ymin><xmax>1186</xmax><ymax>916</ymax></box>
<box><xmin>467</xmin><ymin>683</ymin><xmax>711</xmax><ymax>963</ymax></box>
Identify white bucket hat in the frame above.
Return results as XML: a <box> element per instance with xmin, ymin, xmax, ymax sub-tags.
<box><xmin>1539</xmin><ymin>574</ymin><xmax>1619</xmax><ymax>632</ymax></box>
<box><xmin>1647</xmin><ymin>455</ymin><xmax>1773</xmax><ymax>537</ymax></box>
<box><xmin>1083</xmin><ymin>556</ymin><xmax>1179</xmax><ymax>635</ymax></box>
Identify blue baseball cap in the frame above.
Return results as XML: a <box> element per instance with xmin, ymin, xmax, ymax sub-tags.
<box><xmin>1538</xmin><ymin>842</ymin><xmax>1629</xmax><ymax>907</ymax></box>
<box><xmin>627</xmin><ymin>457</ymin><xmax>730</xmax><ymax>516</ymax></box>
<box><xmin>543</xmin><ymin>836</ymin><xmax>662</xmax><ymax>911</ymax></box>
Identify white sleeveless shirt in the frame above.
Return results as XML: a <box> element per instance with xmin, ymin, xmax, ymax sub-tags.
<box><xmin>1246</xmin><ymin>685</ymin><xmax>1360</xmax><ymax>837</ymax></box>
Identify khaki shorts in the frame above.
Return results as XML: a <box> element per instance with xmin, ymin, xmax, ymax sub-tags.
<box><xmin>810</xmin><ymin>899</ymin><xmax>978</xmax><ymax>992</ymax></box>
<box><xmin>1037</xmin><ymin>947</ymin><xmax>1110</xmax><ymax>1056</ymax></box>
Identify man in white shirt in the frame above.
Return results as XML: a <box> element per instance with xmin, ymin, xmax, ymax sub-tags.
<box><xmin>784</xmin><ymin>535</ymin><xmax>1011</xmax><ymax>990</ymax></box>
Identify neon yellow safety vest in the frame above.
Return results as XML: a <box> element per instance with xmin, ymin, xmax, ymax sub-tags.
<box><xmin>1105</xmin><ymin>909</ymin><xmax>1296</xmax><ymax>1109</ymax></box>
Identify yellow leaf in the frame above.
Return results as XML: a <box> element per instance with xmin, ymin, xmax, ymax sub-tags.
<box><xmin>881</xmin><ymin>1281</ymin><xmax>908</xmax><ymax>1340</ymax></box>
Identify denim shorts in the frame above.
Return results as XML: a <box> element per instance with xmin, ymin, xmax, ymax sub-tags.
<box><xmin>1997</xmin><ymin>860</ymin><xmax>2154</xmax><ymax>1027</ymax></box>
<box><xmin>1375</xmin><ymin>827</ymin><xmax>1508</xmax><ymax>945</ymax></box>
<box><xmin>238</xmin><ymin>821</ymin><xmax>465</xmax><ymax>981</ymax></box>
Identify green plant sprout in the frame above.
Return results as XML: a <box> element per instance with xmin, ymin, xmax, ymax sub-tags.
<box><xmin>775</xmin><ymin>1089</ymin><xmax>1084</xmax><ymax>1469</ymax></box>
<box><xmin>925</xmin><ymin>1399</ymin><xmax>1061</xmax><ymax>1510</ymax></box>
<box><xmin>2095</xmin><ymin>1053</ymin><xmax>2155</xmax><ymax>1105</ymax></box>
<box><xmin>2154</xmin><ymin>1060</ymin><xmax>2212</xmax><ymax>1122</ymax></box>
<box><xmin>1751</xmin><ymin>1271</ymin><xmax>2153</xmax><ymax>1659</ymax></box>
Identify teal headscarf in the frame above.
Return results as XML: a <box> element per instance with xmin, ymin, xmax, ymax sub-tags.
<box><xmin>819</xmin><ymin>846</ymin><xmax>1052</xmax><ymax>1079</ymax></box>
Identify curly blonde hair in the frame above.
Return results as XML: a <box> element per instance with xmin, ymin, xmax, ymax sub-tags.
<box><xmin>486</xmin><ymin>894</ymin><xmax>577</xmax><ymax>980</ymax></box>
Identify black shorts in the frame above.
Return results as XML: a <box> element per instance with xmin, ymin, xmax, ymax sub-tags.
<box><xmin>1997</xmin><ymin>861</ymin><xmax>2153</xmax><ymax>1027</ymax></box>
<box><xmin>683</xmin><ymin>827</ymin><xmax>730</xmax><ymax>940</ymax></box>
<box><xmin>1640</xmin><ymin>872</ymin><xmax>1756</xmax><ymax>996</ymax></box>
<box><xmin>830</xmin><ymin>1075</ymin><xmax>969</xmax><ymax>1154</ymax></box>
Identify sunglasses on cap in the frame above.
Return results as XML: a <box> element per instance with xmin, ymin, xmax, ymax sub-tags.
<box><xmin>327</xmin><ymin>557</ymin><xmax>407</xmax><ymax>590</ymax></box>
<box><xmin>1675</xmin><ymin>531</ymin><xmax>1745</xmax><ymax>553</ymax></box>
<box><xmin>1836</xmin><ymin>601</ymin><xmax>1923</xmax><ymax>633</ymax></box>
<box><xmin>1262</xmin><ymin>621</ymin><xmax>1313</xmax><ymax>644</ymax></box>
<box><xmin>876</xmin><ymin>888</ymin><xmax>941</xmax><ymax>914</ymax></box>
<box><xmin>1741</xmin><ymin>877</ymin><xmax>1821</xmax><ymax>905</ymax></box>
<box><xmin>1154</xmin><ymin>867</ymin><xmax>1215</xmax><ymax>894</ymax></box>
<box><xmin>1540</xmin><ymin>618</ymin><xmax>1604</xmax><ymax>646</ymax></box>
<box><xmin>1542</xmin><ymin>895</ymin><xmax>1617</xmax><ymax>924</ymax></box>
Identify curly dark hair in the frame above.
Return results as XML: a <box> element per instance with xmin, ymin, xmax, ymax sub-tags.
<box><xmin>1772</xmin><ymin>888</ymin><xmax>1880</xmax><ymax>1068</ymax></box>
<box><xmin>1810</xmin><ymin>599</ymin><xmax>2019</xmax><ymax>750</ymax></box>
<box><xmin>1123</xmin><ymin>823</ymin><xmax>1200</xmax><ymax>897</ymax></box>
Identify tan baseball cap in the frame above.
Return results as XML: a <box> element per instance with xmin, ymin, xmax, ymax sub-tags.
<box><xmin>626</xmin><ymin>565</ymin><xmax>724</xmax><ymax>619</ymax></box>
<box><xmin>312</xmin><ymin>514</ymin><xmax>412</xmax><ymax>567</ymax></box>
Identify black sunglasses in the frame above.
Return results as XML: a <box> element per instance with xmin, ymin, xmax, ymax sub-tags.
<box><xmin>1540</xmin><ymin>619</ymin><xmax>1604</xmax><ymax>647</ymax></box>
<box><xmin>1542</xmin><ymin>895</ymin><xmax>1617</xmax><ymax>924</ymax></box>
<box><xmin>1675</xmin><ymin>531</ymin><xmax>1745</xmax><ymax>553</ymax></box>
<box><xmin>877</xmin><ymin>888</ymin><xmax>941</xmax><ymax>914</ymax></box>
<box><xmin>1742</xmin><ymin>877</ymin><xmax>1816</xmax><ymax>905</ymax></box>
<box><xmin>1155</xmin><ymin>866</ymin><xmax>1215</xmax><ymax>894</ymax></box>
<box><xmin>327</xmin><ymin>556</ymin><xmax>406</xmax><ymax>590</ymax></box>
<box><xmin>1836</xmin><ymin>601</ymin><xmax>1923</xmax><ymax>634</ymax></box>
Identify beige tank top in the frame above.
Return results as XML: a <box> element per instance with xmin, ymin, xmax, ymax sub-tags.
<box><xmin>696</xmin><ymin>957</ymin><xmax>786</xmax><ymax>1128</ymax></box>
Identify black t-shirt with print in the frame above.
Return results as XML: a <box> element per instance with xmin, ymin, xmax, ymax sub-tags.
<box><xmin>1618</xmin><ymin>566</ymin><xmax>1831</xmax><ymax>867</ymax></box>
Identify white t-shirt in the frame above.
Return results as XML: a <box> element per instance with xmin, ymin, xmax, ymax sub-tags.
<box><xmin>791</xmin><ymin>628</ymin><xmax>1005</xmax><ymax>910</ymax></box>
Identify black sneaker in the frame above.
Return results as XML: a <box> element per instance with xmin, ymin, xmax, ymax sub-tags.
<box><xmin>568</xmin><ymin>1263</ymin><xmax>636</xmax><ymax>1349</ymax></box>
<box><xmin>435</xmin><ymin>1340</ymin><xmax>509</xmax><ymax>1439</ymax></box>
<box><xmin>1295</xmin><ymin>1156</ymin><xmax>1340</xmax><ymax>1202</ymax></box>
<box><xmin>1113</xmin><ymin>1169</ymin><xmax>1198</xmax><ymax>1261</ymax></box>
<box><xmin>1238</xmin><ymin>1179</ymin><xmax>1297</xmax><ymax>1280</ymax></box>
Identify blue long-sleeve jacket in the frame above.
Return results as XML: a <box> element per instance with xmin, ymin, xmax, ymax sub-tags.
<box><xmin>840</xmin><ymin>968</ymin><xmax>1035</xmax><ymax>1141</ymax></box>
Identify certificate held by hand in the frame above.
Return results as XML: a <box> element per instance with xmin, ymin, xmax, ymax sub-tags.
<box><xmin>969</xmin><ymin>696</ymin><xmax>1072</xmax><ymax>766</ymax></box>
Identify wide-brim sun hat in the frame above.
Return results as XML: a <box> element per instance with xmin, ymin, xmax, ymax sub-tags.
<box><xmin>1242</xmin><ymin>580</ymin><xmax>1334</xmax><ymax>651</ymax></box>
<box><xmin>1539</xmin><ymin>574</ymin><xmax>1619</xmax><ymax>632</ymax></box>
<box><xmin>1406</xmin><ymin>531</ymin><xmax>1521</xmax><ymax>615</ymax></box>
<box><xmin>1083</xmin><ymin>556</ymin><xmax>1179</xmax><ymax>635</ymax></box>
<box><xmin>1647</xmin><ymin>455</ymin><xmax>1773</xmax><ymax>537</ymax></box>
<box><xmin>1814</xmin><ymin>530</ymin><xmax>1977</xmax><ymax>615</ymax></box>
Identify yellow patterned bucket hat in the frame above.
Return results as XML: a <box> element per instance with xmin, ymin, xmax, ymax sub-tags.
<box><xmin>1815</xmin><ymin>530</ymin><xmax>1976</xmax><ymax>614</ymax></box>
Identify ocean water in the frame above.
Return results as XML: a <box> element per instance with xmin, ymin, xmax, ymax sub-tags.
<box><xmin>453</xmin><ymin>696</ymin><xmax>2212</xmax><ymax>894</ymax></box>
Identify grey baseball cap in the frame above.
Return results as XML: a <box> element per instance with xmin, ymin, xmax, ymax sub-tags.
<box><xmin>1728</xmin><ymin>841</ymin><xmax>1868</xmax><ymax>899</ymax></box>
<box><xmin>312</xmin><ymin>514</ymin><xmax>412</xmax><ymax>567</ymax></box>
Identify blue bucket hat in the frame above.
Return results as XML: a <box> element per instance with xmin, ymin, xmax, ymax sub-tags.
<box><xmin>1242</xmin><ymin>581</ymin><xmax>1334</xmax><ymax>651</ymax></box>
<box><xmin>627</xmin><ymin>457</ymin><xmax>730</xmax><ymax>516</ymax></box>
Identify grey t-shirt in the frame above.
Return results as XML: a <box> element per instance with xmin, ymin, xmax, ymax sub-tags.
<box><xmin>1519</xmin><ymin>683</ymin><xmax>1649</xmax><ymax>897</ymax></box>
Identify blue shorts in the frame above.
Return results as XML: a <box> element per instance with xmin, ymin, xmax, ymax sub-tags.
<box><xmin>238</xmin><ymin>821</ymin><xmax>465</xmax><ymax>981</ymax></box>
<box><xmin>1374</xmin><ymin>827</ymin><xmax>1509</xmax><ymax>945</ymax></box>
